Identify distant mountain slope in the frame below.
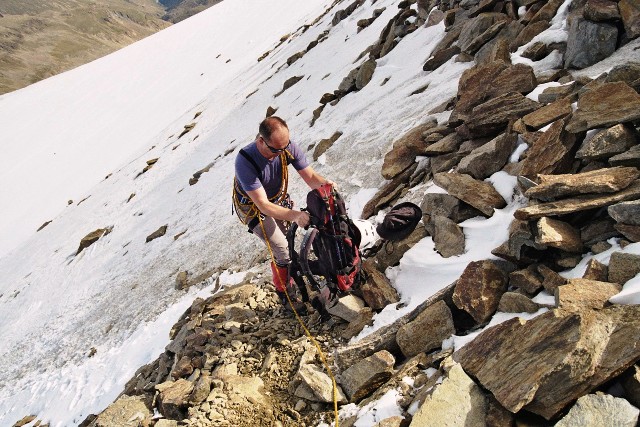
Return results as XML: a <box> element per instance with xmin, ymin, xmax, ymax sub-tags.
<box><xmin>0</xmin><ymin>0</ymin><xmax>170</xmax><ymax>94</ymax></box>
<box><xmin>160</xmin><ymin>0</ymin><xmax>225</xmax><ymax>23</ymax></box>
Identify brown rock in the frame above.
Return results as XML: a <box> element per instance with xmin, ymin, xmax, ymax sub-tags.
<box><xmin>424</xmin><ymin>133</ymin><xmax>463</xmax><ymax>155</ymax></box>
<box><xmin>555</xmin><ymin>279</ymin><xmax>622</xmax><ymax>310</ymax></box>
<box><xmin>423</xmin><ymin>46</ymin><xmax>461</xmax><ymax>71</ymax></box>
<box><xmin>361</xmin><ymin>260</ymin><xmax>400</xmax><ymax>311</ymax></box>
<box><xmin>509</xmin><ymin>265</ymin><xmax>543</xmax><ymax>294</ymax></box>
<box><xmin>431</xmin><ymin>152</ymin><xmax>464</xmax><ymax>173</ymax></box>
<box><xmin>566</xmin><ymin>82</ymin><xmax>640</xmax><ymax>133</ymax></box>
<box><xmin>521</xmin><ymin>41</ymin><xmax>551</xmax><ymax>61</ymax></box>
<box><xmin>537</xmin><ymin>217</ymin><xmax>583</xmax><ymax>253</ymax></box>
<box><xmin>616</xmin><ymin>223</ymin><xmax>640</xmax><ymax>242</ymax></box>
<box><xmin>466</xmin><ymin>92</ymin><xmax>542</xmax><ymax>137</ymax></box>
<box><xmin>157</xmin><ymin>379</ymin><xmax>194</xmax><ymax>419</ymax></box>
<box><xmin>464</xmin><ymin>20</ymin><xmax>508</xmax><ymax>55</ymax></box>
<box><xmin>510</xmin><ymin>20</ymin><xmax>550</xmax><ymax>51</ymax></box>
<box><xmin>361</xmin><ymin>164</ymin><xmax>417</xmax><ymax>219</ymax></box>
<box><xmin>583</xmin><ymin>258</ymin><xmax>609</xmax><ymax>281</ymax></box>
<box><xmin>585</xmin><ymin>0</ymin><xmax>622</xmax><ymax>21</ymax></box>
<box><xmin>454</xmin><ymin>305</ymin><xmax>640</xmax><ymax>419</ymax></box>
<box><xmin>530</xmin><ymin>0</ymin><xmax>566</xmax><ymax>23</ymax></box>
<box><xmin>76</xmin><ymin>227</ymin><xmax>112</xmax><ymax>255</ymax></box>
<box><xmin>342</xmin><ymin>308</ymin><xmax>374</xmax><ymax>340</ymax></box>
<box><xmin>340</xmin><ymin>350</ymin><xmax>395</xmax><ymax>401</ymax></box>
<box><xmin>396</xmin><ymin>300</ymin><xmax>455</xmax><ymax>357</ymax></box>
<box><xmin>538</xmin><ymin>82</ymin><xmax>577</xmax><ymax>104</ymax></box>
<box><xmin>356</xmin><ymin>58</ymin><xmax>377</xmax><ymax>90</ymax></box>
<box><xmin>453</xmin><ymin>260</ymin><xmax>508</xmax><ymax>323</ymax></box>
<box><xmin>434</xmin><ymin>172</ymin><xmax>506</xmax><ymax>217</ymax></box>
<box><xmin>608</xmin><ymin>252</ymin><xmax>640</xmax><ymax>284</ymax></box>
<box><xmin>146</xmin><ymin>224</ymin><xmax>168</xmax><ymax>243</ymax></box>
<box><xmin>450</xmin><ymin>61</ymin><xmax>509</xmax><ymax>124</ymax></box>
<box><xmin>520</xmin><ymin>118</ymin><xmax>580</xmax><ymax>179</ymax></box>
<box><xmin>577</xmin><ymin>124</ymin><xmax>638</xmax><ymax>161</ymax></box>
<box><xmin>93</xmin><ymin>395</ymin><xmax>151</xmax><ymax>427</ymax></box>
<box><xmin>522</xmin><ymin>97</ymin><xmax>573</xmax><ymax>130</ymax></box>
<box><xmin>538</xmin><ymin>264</ymin><xmax>567</xmax><ymax>293</ymax></box>
<box><xmin>382</xmin><ymin>120</ymin><xmax>438</xmax><ymax>179</ymax></box>
<box><xmin>491</xmin><ymin>218</ymin><xmax>545</xmax><ymax>264</ymax></box>
<box><xmin>498</xmin><ymin>291</ymin><xmax>541</xmax><ymax>313</ymax></box>
<box><xmin>458</xmin><ymin>13</ymin><xmax>509</xmax><ymax>53</ymax></box>
<box><xmin>581</xmin><ymin>218</ymin><xmax>619</xmax><ymax>246</ymax></box>
<box><xmin>313</xmin><ymin>131</ymin><xmax>343</xmax><ymax>160</ymax></box>
<box><xmin>515</xmin><ymin>181</ymin><xmax>640</xmax><ymax>220</ymax></box>
<box><xmin>526</xmin><ymin>167</ymin><xmax>640</xmax><ymax>200</ymax></box>
<box><xmin>457</xmin><ymin>132</ymin><xmax>517</xmax><ymax>179</ymax></box>
<box><xmin>619</xmin><ymin>0</ymin><xmax>640</xmax><ymax>39</ymax></box>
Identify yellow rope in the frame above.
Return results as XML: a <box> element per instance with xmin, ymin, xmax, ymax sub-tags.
<box><xmin>259</xmin><ymin>216</ymin><xmax>340</xmax><ymax>427</ymax></box>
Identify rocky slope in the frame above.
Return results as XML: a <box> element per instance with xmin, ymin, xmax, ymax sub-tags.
<box><xmin>12</xmin><ymin>0</ymin><xmax>640</xmax><ymax>425</ymax></box>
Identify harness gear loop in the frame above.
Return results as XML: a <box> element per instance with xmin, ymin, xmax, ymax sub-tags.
<box><xmin>258</xmin><ymin>213</ymin><xmax>340</xmax><ymax>427</ymax></box>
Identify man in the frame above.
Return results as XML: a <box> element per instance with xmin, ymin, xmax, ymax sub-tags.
<box><xmin>233</xmin><ymin>116</ymin><xmax>335</xmax><ymax>312</ymax></box>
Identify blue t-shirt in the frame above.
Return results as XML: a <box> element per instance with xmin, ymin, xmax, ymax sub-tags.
<box><xmin>235</xmin><ymin>140</ymin><xmax>309</xmax><ymax>198</ymax></box>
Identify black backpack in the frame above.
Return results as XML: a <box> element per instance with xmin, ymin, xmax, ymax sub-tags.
<box><xmin>287</xmin><ymin>184</ymin><xmax>363</xmax><ymax>307</ymax></box>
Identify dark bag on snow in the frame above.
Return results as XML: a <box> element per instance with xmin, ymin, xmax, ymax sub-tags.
<box><xmin>287</xmin><ymin>184</ymin><xmax>363</xmax><ymax>306</ymax></box>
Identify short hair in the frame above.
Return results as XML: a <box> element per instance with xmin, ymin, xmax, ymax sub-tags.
<box><xmin>259</xmin><ymin>116</ymin><xmax>288</xmax><ymax>141</ymax></box>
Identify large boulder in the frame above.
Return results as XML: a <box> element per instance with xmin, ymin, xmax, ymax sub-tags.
<box><xmin>466</xmin><ymin>92</ymin><xmax>542</xmax><ymax>137</ymax></box>
<box><xmin>455</xmin><ymin>305</ymin><xmax>640</xmax><ymax>420</ymax></box>
<box><xmin>520</xmin><ymin>118</ymin><xmax>580</xmax><ymax>179</ymax></box>
<box><xmin>340</xmin><ymin>350</ymin><xmax>395</xmax><ymax>401</ymax></box>
<box><xmin>421</xmin><ymin>193</ymin><xmax>481</xmax><ymax>225</ymax></box>
<box><xmin>382</xmin><ymin>120</ymin><xmax>437</xmax><ymax>179</ymax></box>
<box><xmin>433</xmin><ymin>215</ymin><xmax>466</xmax><ymax>258</ymax></box>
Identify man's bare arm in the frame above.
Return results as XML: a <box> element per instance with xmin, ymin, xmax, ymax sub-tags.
<box><xmin>246</xmin><ymin>187</ymin><xmax>310</xmax><ymax>227</ymax></box>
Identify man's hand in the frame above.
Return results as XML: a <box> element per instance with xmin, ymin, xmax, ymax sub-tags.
<box><xmin>292</xmin><ymin>210</ymin><xmax>310</xmax><ymax>228</ymax></box>
<box><xmin>326</xmin><ymin>180</ymin><xmax>338</xmax><ymax>191</ymax></box>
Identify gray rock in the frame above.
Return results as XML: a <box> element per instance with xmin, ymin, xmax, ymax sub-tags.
<box><xmin>608</xmin><ymin>252</ymin><xmax>640</xmax><ymax>284</ymax></box>
<box><xmin>146</xmin><ymin>224</ymin><xmax>168</xmax><ymax>243</ymax></box>
<box><xmin>509</xmin><ymin>265</ymin><xmax>543</xmax><ymax>294</ymax></box>
<box><xmin>433</xmin><ymin>215</ymin><xmax>466</xmax><ymax>258</ymax></box>
<box><xmin>576</xmin><ymin>124</ymin><xmax>638</xmax><ymax>161</ymax></box>
<box><xmin>622</xmin><ymin>365</ymin><xmax>640</xmax><ymax>408</ymax></box>
<box><xmin>361</xmin><ymin>260</ymin><xmax>400</xmax><ymax>311</ymax></box>
<box><xmin>409</xmin><ymin>363</ymin><xmax>487</xmax><ymax>427</ymax></box>
<box><xmin>338</xmin><ymin>68</ymin><xmax>359</xmax><ymax>93</ymax></box>
<box><xmin>297</xmin><ymin>364</ymin><xmax>347</xmax><ymax>403</ymax></box>
<box><xmin>565</xmin><ymin>17</ymin><xmax>618</xmax><ymax>69</ymax></box>
<box><xmin>396</xmin><ymin>300</ymin><xmax>455</xmax><ymax>357</ymax></box>
<box><xmin>421</xmin><ymin>193</ymin><xmax>481</xmax><ymax>225</ymax></box>
<box><xmin>457</xmin><ymin>132</ymin><xmax>517</xmax><ymax>179</ymax></box>
<box><xmin>340</xmin><ymin>350</ymin><xmax>395</xmax><ymax>401</ymax></box>
<box><xmin>610</xmin><ymin>145</ymin><xmax>640</xmax><ymax>168</ymax></box>
<box><xmin>555</xmin><ymin>393</ymin><xmax>639</xmax><ymax>427</ymax></box>
<box><xmin>609</xmin><ymin>200</ymin><xmax>640</xmax><ymax>226</ymax></box>
<box><xmin>326</xmin><ymin>294</ymin><xmax>366</xmax><ymax>323</ymax></box>
<box><xmin>356</xmin><ymin>58</ymin><xmax>377</xmax><ymax>90</ymax></box>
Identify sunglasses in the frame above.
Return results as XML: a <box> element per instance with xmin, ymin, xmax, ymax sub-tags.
<box><xmin>261</xmin><ymin>136</ymin><xmax>290</xmax><ymax>153</ymax></box>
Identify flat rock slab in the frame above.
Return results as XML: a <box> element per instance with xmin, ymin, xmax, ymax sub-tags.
<box><xmin>396</xmin><ymin>300</ymin><xmax>455</xmax><ymax>357</ymax></box>
<box><xmin>522</xmin><ymin>97</ymin><xmax>573</xmax><ymax>130</ymax></box>
<box><xmin>566</xmin><ymin>82</ymin><xmax>640</xmax><ymax>133</ymax></box>
<box><xmin>434</xmin><ymin>172</ymin><xmax>506</xmax><ymax>217</ymax></box>
<box><xmin>526</xmin><ymin>167</ymin><xmax>640</xmax><ymax>200</ymax></box>
<box><xmin>555</xmin><ymin>279</ymin><xmax>622</xmax><ymax>310</ymax></box>
<box><xmin>454</xmin><ymin>305</ymin><xmax>640</xmax><ymax>420</ymax></box>
<box><xmin>466</xmin><ymin>92</ymin><xmax>542</xmax><ymax>137</ymax></box>
<box><xmin>515</xmin><ymin>180</ymin><xmax>640</xmax><ymax>220</ymax></box>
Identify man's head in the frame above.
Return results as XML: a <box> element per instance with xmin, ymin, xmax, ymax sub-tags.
<box><xmin>258</xmin><ymin>116</ymin><xmax>290</xmax><ymax>158</ymax></box>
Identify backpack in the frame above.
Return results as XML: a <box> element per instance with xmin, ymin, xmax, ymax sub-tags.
<box><xmin>287</xmin><ymin>184</ymin><xmax>363</xmax><ymax>307</ymax></box>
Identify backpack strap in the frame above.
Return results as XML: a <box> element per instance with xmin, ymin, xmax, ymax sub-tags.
<box><xmin>239</xmin><ymin>149</ymin><xmax>261</xmax><ymax>177</ymax></box>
